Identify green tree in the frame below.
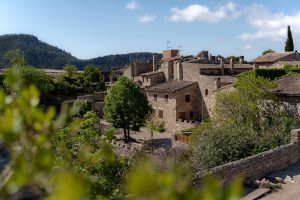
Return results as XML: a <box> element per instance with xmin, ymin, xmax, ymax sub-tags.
<box><xmin>262</xmin><ymin>49</ymin><xmax>275</xmax><ymax>55</ymax></box>
<box><xmin>145</xmin><ymin>112</ymin><xmax>162</xmax><ymax>152</ymax></box>
<box><xmin>4</xmin><ymin>50</ymin><xmax>55</xmax><ymax>100</ymax></box>
<box><xmin>63</xmin><ymin>64</ymin><xmax>78</xmax><ymax>77</ymax></box>
<box><xmin>285</xmin><ymin>25</ymin><xmax>294</xmax><ymax>52</ymax></box>
<box><xmin>104</xmin><ymin>77</ymin><xmax>151</xmax><ymax>143</ymax></box>
<box><xmin>215</xmin><ymin>74</ymin><xmax>277</xmax><ymax>128</ymax></box>
<box><xmin>80</xmin><ymin>64</ymin><xmax>105</xmax><ymax>93</ymax></box>
<box><xmin>191</xmin><ymin>74</ymin><xmax>300</xmax><ymax>171</ymax></box>
<box><xmin>53</xmin><ymin>111</ymin><xmax>128</xmax><ymax>199</ymax></box>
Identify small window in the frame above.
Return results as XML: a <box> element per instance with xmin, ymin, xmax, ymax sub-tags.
<box><xmin>190</xmin><ymin>112</ymin><xmax>194</xmax><ymax>119</ymax></box>
<box><xmin>179</xmin><ymin>112</ymin><xmax>185</xmax><ymax>121</ymax></box>
<box><xmin>164</xmin><ymin>95</ymin><xmax>168</xmax><ymax>103</ymax></box>
<box><xmin>158</xmin><ymin>109</ymin><xmax>163</xmax><ymax>119</ymax></box>
<box><xmin>185</xmin><ymin>95</ymin><xmax>191</xmax><ymax>103</ymax></box>
<box><xmin>205</xmin><ymin>89</ymin><xmax>209</xmax><ymax>96</ymax></box>
<box><xmin>154</xmin><ymin>94</ymin><xmax>157</xmax><ymax>102</ymax></box>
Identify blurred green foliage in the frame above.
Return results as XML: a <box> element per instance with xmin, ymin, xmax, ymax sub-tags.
<box><xmin>127</xmin><ymin>160</ymin><xmax>243</xmax><ymax>200</ymax></box>
<box><xmin>0</xmin><ymin>50</ymin><xmax>244</xmax><ymax>200</ymax></box>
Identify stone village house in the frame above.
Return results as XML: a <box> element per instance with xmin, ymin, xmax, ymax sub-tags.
<box><xmin>80</xmin><ymin>49</ymin><xmax>300</xmax><ymax>132</ymax></box>
<box><xmin>251</xmin><ymin>50</ymin><xmax>300</xmax><ymax>68</ymax></box>
<box><xmin>121</xmin><ymin>50</ymin><xmax>253</xmax><ymax>131</ymax></box>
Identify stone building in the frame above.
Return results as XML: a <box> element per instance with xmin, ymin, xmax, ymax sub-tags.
<box><xmin>120</xmin><ymin>50</ymin><xmax>253</xmax><ymax>131</ymax></box>
<box><xmin>145</xmin><ymin>81</ymin><xmax>201</xmax><ymax>131</ymax></box>
<box><xmin>274</xmin><ymin>75</ymin><xmax>300</xmax><ymax>116</ymax></box>
<box><xmin>180</xmin><ymin>58</ymin><xmax>252</xmax><ymax>117</ymax></box>
<box><xmin>140</xmin><ymin>71</ymin><xmax>165</xmax><ymax>88</ymax></box>
<box><xmin>251</xmin><ymin>50</ymin><xmax>300</xmax><ymax>68</ymax></box>
<box><xmin>269</xmin><ymin>60</ymin><xmax>300</xmax><ymax>68</ymax></box>
<box><xmin>122</xmin><ymin>61</ymin><xmax>153</xmax><ymax>82</ymax></box>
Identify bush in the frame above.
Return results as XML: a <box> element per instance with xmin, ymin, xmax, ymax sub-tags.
<box><xmin>62</xmin><ymin>99</ymin><xmax>92</xmax><ymax>118</ymax></box>
<box><xmin>102</xmin><ymin>127</ymin><xmax>116</xmax><ymax>141</ymax></box>
<box><xmin>254</xmin><ymin>68</ymin><xmax>287</xmax><ymax>80</ymax></box>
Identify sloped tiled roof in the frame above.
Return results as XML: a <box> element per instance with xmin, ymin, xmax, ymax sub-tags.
<box><xmin>274</xmin><ymin>75</ymin><xmax>300</xmax><ymax>96</ymax></box>
<box><xmin>251</xmin><ymin>52</ymin><xmax>295</xmax><ymax>63</ymax></box>
<box><xmin>145</xmin><ymin>81</ymin><xmax>197</xmax><ymax>93</ymax></box>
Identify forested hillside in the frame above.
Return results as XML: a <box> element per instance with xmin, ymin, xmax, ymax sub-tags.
<box><xmin>0</xmin><ymin>34</ymin><xmax>158</xmax><ymax>70</ymax></box>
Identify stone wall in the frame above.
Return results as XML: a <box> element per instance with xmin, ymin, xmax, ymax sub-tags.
<box><xmin>77</xmin><ymin>92</ymin><xmax>107</xmax><ymax>118</ymax></box>
<box><xmin>141</xmin><ymin>72</ymin><xmax>165</xmax><ymax>87</ymax></box>
<box><xmin>146</xmin><ymin>90</ymin><xmax>177</xmax><ymax>132</ymax></box>
<box><xmin>278</xmin><ymin>95</ymin><xmax>300</xmax><ymax>116</ymax></box>
<box><xmin>123</xmin><ymin>62</ymin><xmax>152</xmax><ymax>79</ymax></box>
<box><xmin>175</xmin><ymin>119</ymin><xmax>200</xmax><ymax>133</ymax></box>
<box><xmin>181</xmin><ymin>63</ymin><xmax>216</xmax><ymax>118</ymax></box>
<box><xmin>145</xmin><ymin>83</ymin><xmax>202</xmax><ymax>132</ymax></box>
<box><xmin>194</xmin><ymin>129</ymin><xmax>300</xmax><ymax>187</ymax></box>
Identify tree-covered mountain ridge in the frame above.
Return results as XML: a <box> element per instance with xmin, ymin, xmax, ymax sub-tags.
<box><xmin>0</xmin><ymin>34</ymin><xmax>158</xmax><ymax>70</ymax></box>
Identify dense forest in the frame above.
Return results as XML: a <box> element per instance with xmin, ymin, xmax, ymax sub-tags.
<box><xmin>0</xmin><ymin>34</ymin><xmax>159</xmax><ymax>70</ymax></box>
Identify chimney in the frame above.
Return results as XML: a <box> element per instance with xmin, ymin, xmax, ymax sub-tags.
<box><xmin>239</xmin><ymin>56</ymin><xmax>244</xmax><ymax>64</ymax></box>
<box><xmin>253</xmin><ymin>63</ymin><xmax>258</xmax><ymax>70</ymax></box>
<box><xmin>176</xmin><ymin>61</ymin><xmax>183</xmax><ymax>80</ymax></box>
<box><xmin>215</xmin><ymin>78</ymin><xmax>221</xmax><ymax>90</ymax></box>
<box><xmin>230</xmin><ymin>58</ymin><xmax>234</xmax><ymax>75</ymax></box>
<box><xmin>208</xmin><ymin>54</ymin><xmax>212</xmax><ymax>62</ymax></box>
<box><xmin>153</xmin><ymin>53</ymin><xmax>158</xmax><ymax>71</ymax></box>
<box><xmin>220</xmin><ymin>58</ymin><xmax>224</xmax><ymax>76</ymax></box>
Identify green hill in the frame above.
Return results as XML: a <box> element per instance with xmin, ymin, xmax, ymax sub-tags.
<box><xmin>0</xmin><ymin>34</ymin><xmax>159</xmax><ymax>70</ymax></box>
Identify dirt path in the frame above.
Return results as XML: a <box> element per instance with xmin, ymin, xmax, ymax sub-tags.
<box><xmin>259</xmin><ymin>161</ymin><xmax>300</xmax><ymax>200</ymax></box>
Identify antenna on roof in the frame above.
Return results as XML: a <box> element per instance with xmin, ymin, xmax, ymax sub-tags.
<box><xmin>167</xmin><ymin>40</ymin><xmax>172</xmax><ymax>50</ymax></box>
<box><xmin>178</xmin><ymin>45</ymin><xmax>183</xmax><ymax>56</ymax></box>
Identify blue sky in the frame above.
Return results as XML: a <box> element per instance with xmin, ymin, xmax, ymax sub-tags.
<box><xmin>0</xmin><ymin>0</ymin><xmax>300</xmax><ymax>60</ymax></box>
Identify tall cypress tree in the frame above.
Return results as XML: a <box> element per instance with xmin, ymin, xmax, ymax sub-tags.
<box><xmin>285</xmin><ymin>25</ymin><xmax>294</xmax><ymax>52</ymax></box>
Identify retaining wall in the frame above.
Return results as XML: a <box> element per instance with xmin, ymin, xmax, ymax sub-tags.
<box><xmin>194</xmin><ymin>129</ymin><xmax>300</xmax><ymax>187</ymax></box>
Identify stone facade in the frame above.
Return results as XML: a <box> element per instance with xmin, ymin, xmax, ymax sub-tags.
<box><xmin>121</xmin><ymin>50</ymin><xmax>253</xmax><ymax>131</ymax></box>
<box><xmin>193</xmin><ymin>129</ymin><xmax>300</xmax><ymax>187</ymax></box>
<box><xmin>140</xmin><ymin>71</ymin><xmax>165</xmax><ymax>87</ymax></box>
<box><xmin>123</xmin><ymin>62</ymin><xmax>152</xmax><ymax>79</ymax></box>
<box><xmin>145</xmin><ymin>82</ymin><xmax>201</xmax><ymax>132</ymax></box>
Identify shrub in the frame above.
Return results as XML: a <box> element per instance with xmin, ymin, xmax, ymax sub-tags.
<box><xmin>102</xmin><ymin>127</ymin><xmax>116</xmax><ymax>141</ymax></box>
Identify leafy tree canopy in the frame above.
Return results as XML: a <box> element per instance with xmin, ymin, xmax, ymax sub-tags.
<box><xmin>191</xmin><ymin>74</ymin><xmax>300</xmax><ymax>171</ymax></box>
<box><xmin>63</xmin><ymin>64</ymin><xmax>78</xmax><ymax>78</ymax></box>
<box><xmin>104</xmin><ymin>77</ymin><xmax>151</xmax><ymax>142</ymax></box>
<box><xmin>79</xmin><ymin>64</ymin><xmax>105</xmax><ymax>93</ymax></box>
<box><xmin>262</xmin><ymin>49</ymin><xmax>275</xmax><ymax>55</ymax></box>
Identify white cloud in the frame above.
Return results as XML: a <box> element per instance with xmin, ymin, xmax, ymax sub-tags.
<box><xmin>239</xmin><ymin>4</ymin><xmax>300</xmax><ymax>41</ymax></box>
<box><xmin>169</xmin><ymin>2</ymin><xmax>240</xmax><ymax>23</ymax></box>
<box><xmin>138</xmin><ymin>14</ymin><xmax>155</xmax><ymax>23</ymax></box>
<box><xmin>126</xmin><ymin>1</ymin><xmax>139</xmax><ymax>10</ymax></box>
<box><xmin>242</xmin><ymin>44</ymin><xmax>253</xmax><ymax>50</ymax></box>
